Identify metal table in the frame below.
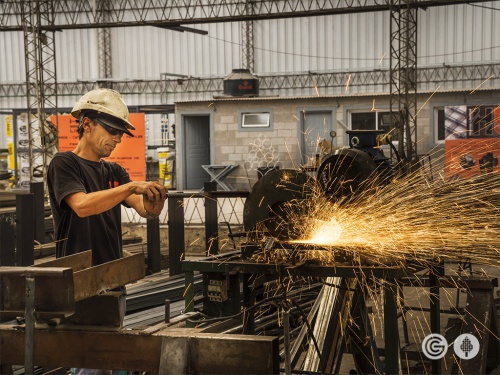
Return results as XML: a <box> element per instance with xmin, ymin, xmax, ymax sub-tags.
<box><xmin>183</xmin><ymin>253</ymin><xmax>404</xmax><ymax>375</ymax></box>
<box><xmin>202</xmin><ymin>165</ymin><xmax>239</xmax><ymax>191</ymax></box>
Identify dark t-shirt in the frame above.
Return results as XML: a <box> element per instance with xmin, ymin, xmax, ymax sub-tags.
<box><xmin>47</xmin><ymin>151</ymin><xmax>131</xmax><ymax>266</ymax></box>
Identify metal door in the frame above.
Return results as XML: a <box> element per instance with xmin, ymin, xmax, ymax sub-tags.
<box><xmin>301</xmin><ymin>111</ymin><xmax>335</xmax><ymax>165</ymax></box>
<box><xmin>184</xmin><ymin>115</ymin><xmax>210</xmax><ymax>189</ymax></box>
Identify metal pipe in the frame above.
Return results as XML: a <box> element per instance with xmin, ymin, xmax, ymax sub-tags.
<box><xmin>283</xmin><ymin>309</ymin><xmax>292</xmax><ymax>375</ymax></box>
<box><xmin>24</xmin><ymin>276</ymin><xmax>35</xmax><ymax>374</ymax></box>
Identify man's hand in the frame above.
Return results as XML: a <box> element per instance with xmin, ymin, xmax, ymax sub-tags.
<box><xmin>130</xmin><ymin>181</ymin><xmax>167</xmax><ymax>202</ymax></box>
<box><xmin>143</xmin><ymin>192</ymin><xmax>166</xmax><ymax>217</ymax></box>
<box><xmin>125</xmin><ymin>181</ymin><xmax>167</xmax><ymax>219</ymax></box>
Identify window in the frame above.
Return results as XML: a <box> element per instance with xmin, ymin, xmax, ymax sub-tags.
<box><xmin>435</xmin><ymin>105</ymin><xmax>500</xmax><ymax>142</ymax></box>
<box><xmin>349</xmin><ymin>111</ymin><xmax>395</xmax><ymax>134</ymax></box>
<box><xmin>241</xmin><ymin>113</ymin><xmax>270</xmax><ymax>128</ymax></box>
<box><xmin>435</xmin><ymin>107</ymin><xmax>445</xmax><ymax>142</ymax></box>
<box><xmin>238</xmin><ymin>109</ymin><xmax>273</xmax><ymax>131</ymax></box>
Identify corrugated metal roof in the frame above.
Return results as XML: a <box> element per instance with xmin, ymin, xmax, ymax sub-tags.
<box><xmin>174</xmin><ymin>86</ymin><xmax>500</xmax><ymax>104</ymax></box>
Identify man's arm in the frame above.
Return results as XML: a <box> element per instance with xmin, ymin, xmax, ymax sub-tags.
<box><xmin>65</xmin><ymin>181</ymin><xmax>166</xmax><ymax>218</ymax></box>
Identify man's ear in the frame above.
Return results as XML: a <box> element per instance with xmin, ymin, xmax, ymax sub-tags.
<box><xmin>81</xmin><ymin>117</ymin><xmax>93</xmax><ymax>133</ymax></box>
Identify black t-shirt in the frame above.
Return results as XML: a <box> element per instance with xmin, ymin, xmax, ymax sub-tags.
<box><xmin>47</xmin><ymin>151</ymin><xmax>131</xmax><ymax>266</ymax></box>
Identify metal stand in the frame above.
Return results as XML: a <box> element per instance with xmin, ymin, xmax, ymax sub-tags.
<box><xmin>201</xmin><ymin>165</ymin><xmax>239</xmax><ymax>191</ymax></box>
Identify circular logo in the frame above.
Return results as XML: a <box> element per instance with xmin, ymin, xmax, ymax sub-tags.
<box><xmin>453</xmin><ymin>334</ymin><xmax>480</xmax><ymax>360</ymax></box>
<box><xmin>422</xmin><ymin>334</ymin><xmax>448</xmax><ymax>360</ymax></box>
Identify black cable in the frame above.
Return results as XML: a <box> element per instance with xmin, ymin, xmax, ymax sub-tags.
<box><xmin>388</xmin><ymin>140</ymin><xmax>401</xmax><ymax>164</ymax></box>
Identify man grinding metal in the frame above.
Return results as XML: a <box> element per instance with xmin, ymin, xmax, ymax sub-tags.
<box><xmin>48</xmin><ymin>88</ymin><xmax>166</xmax><ymax>263</ymax></box>
<box><xmin>47</xmin><ymin>88</ymin><xmax>166</xmax><ymax>374</ymax></box>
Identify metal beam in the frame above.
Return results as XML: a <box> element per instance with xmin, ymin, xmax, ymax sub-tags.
<box><xmin>72</xmin><ymin>253</ymin><xmax>145</xmax><ymax>301</ymax></box>
<box><xmin>390</xmin><ymin>0</ymin><xmax>419</xmax><ymax>165</ymax></box>
<box><xmin>0</xmin><ymin>266</ymin><xmax>75</xmax><ymax>318</ymax></box>
<box><xmin>0</xmin><ymin>252</ymin><xmax>145</xmax><ymax>318</ymax></box>
<box><xmin>0</xmin><ymin>326</ymin><xmax>280</xmax><ymax>374</ymax></box>
<box><xmin>1</xmin><ymin>63</ymin><xmax>499</xmax><ymax>99</ymax></box>
<box><xmin>0</xmin><ymin>0</ymin><xmax>492</xmax><ymax>31</ymax></box>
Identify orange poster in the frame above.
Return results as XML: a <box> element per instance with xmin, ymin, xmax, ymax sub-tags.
<box><xmin>445</xmin><ymin>138</ymin><xmax>500</xmax><ymax>180</ymax></box>
<box><xmin>52</xmin><ymin>113</ymin><xmax>146</xmax><ymax>181</ymax></box>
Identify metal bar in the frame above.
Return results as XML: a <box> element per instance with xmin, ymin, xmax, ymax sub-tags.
<box><xmin>147</xmin><ymin>217</ymin><xmax>161</xmax><ymax>274</ymax></box>
<box><xmin>15</xmin><ymin>193</ymin><xmax>34</xmax><ymax>266</ymax></box>
<box><xmin>430</xmin><ymin>261</ymin><xmax>444</xmax><ymax>375</ymax></box>
<box><xmin>400</xmin><ymin>275</ymin><xmax>498</xmax><ymax>289</ymax></box>
<box><xmin>2</xmin><ymin>64</ymin><xmax>499</xmax><ymax>98</ymax></box>
<box><xmin>24</xmin><ymin>276</ymin><xmax>35</xmax><ymax>374</ymax></box>
<box><xmin>204</xmin><ymin>182</ymin><xmax>219</xmax><ymax>255</ymax></box>
<box><xmin>184</xmin><ymin>271</ymin><xmax>195</xmax><ymax>314</ymax></box>
<box><xmin>183</xmin><ymin>257</ymin><xmax>405</xmax><ymax>279</ymax></box>
<box><xmin>72</xmin><ymin>253</ymin><xmax>145</xmax><ymax>301</ymax></box>
<box><xmin>349</xmin><ymin>287</ymin><xmax>383</xmax><ymax>374</ymax></box>
<box><xmin>0</xmin><ymin>214</ymin><xmax>15</xmax><ymax>266</ymax></box>
<box><xmin>0</xmin><ymin>0</ymin><xmax>491</xmax><ymax>32</ymax></box>
<box><xmin>0</xmin><ymin>266</ymin><xmax>75</xmax><ymax>318</ymax></box>
<box><xmin>384</xmin><ymin>280</ymin><xmax>400</xmax><ymax>375</ymax></box>
<box><xmin>242</xmin><ymin>274</ymin><xmax>255</xmax><ymax>334</ymax></box>
<box><xmin>0</xmin><ymin>325</ymin><xmax>280</xmax><ymax>374</ymax></box>
<box><xmin>164</xmin><ymin>299</ymin><xmax>170</xmax><ymax>324</ymax></box>
<box><xmin>29</xmin><ymin>182</ymin><xmax>45</xmax><ymax>245</ymax></box>
<box><xmin>283</xmin><ymin>309</ymin><xmax>291</xmax><ymax>375</ymax></box>
<box><xmin>35</xmin><ymin>250</ymin><xmax>92</xmax><ymax>271</ymax></box>
<box><xmin>167</xmin><ymin>196</ymin><xmax>184</xmax><ymax>276</ymax></box>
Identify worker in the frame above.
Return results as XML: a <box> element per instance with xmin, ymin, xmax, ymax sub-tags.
<box><xmin>47</xmin><ymin>88</ymin><xmax>166</xmax><ymax>374</ymax></box>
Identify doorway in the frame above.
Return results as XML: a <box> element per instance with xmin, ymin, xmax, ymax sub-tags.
<box><xmin>183</xmin><ymin>115</ymin><xmax>211</xmax><ymax>190</ymax></box>
<box><xmin>300</xmin><ymin>110</ymin><xmax>335</xmax><ymax>165</ymax></box>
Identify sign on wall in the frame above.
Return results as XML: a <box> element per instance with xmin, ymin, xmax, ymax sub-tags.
<box><xmin>444</xmin><ymin>105</ymin><xmax>500</xmax><ymax>139</ymax></box>
<box><xmin>444</xmin><ymin>105</ymin><xmax>500</xmax><ymax>180</ymax></box>
<box><xmin>52</xmin><ymin>113</ymin><xmax>146</xmax><ymax>181</ymax></box>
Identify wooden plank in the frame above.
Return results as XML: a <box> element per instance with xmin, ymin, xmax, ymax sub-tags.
<box><xmin>0</xmin><ymin>267</ymin><xmax>75</xmax><ymax>318</ymax></box>
<box><xmin>0</xmin><ymin>325</ymin><xmax>279</xmax><ymax>374</ymax></box>
<box><xmin>35</xmin><ymin>251</ymin><xmax>92</xmax><ymax>272</ymax></box>
<box><xmin>73</xmin><ymin>253</ymin><xmax>145</xmax><ymax>301</ymax></box>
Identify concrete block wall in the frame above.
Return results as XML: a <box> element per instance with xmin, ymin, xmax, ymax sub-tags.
<box><xmin>175</xmin><ymin>91</ymin><xmax>499</xmax><ymax>190</ymax></box>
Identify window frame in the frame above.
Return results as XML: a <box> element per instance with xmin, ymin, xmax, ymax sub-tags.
<box><xmin>238</xmin><ymin>109</ymin><xmax>273</xmax><ymax>132</ymax></box>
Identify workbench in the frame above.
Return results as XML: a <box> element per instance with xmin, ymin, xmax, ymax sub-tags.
<box><xmin>183</xmin><ymin>252</ymin><xmax>405</xmax><ymax>375</ymax></box>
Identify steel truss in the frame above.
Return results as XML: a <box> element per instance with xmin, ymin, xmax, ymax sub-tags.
<box><xmin>0</xmin><ymin>0</ymin><xmax>490</xmax><ymax>31</ymax></box>
<box><xmin>20</xmin><ymin>0</ymin><xmax>58</xmax><ymax>186</ymax></box>
<box><xmin>241</xmin><ymin>0</ymin><xmax>254</xmax><ymax>72</ymax></box>
<box><xmin>2</xmin><ymin>63</ymin><xmax>499</xmax><ymax>98</ymax></box>
<box><xmin>0</xmin><ymin>0</ymin><xmax>495</xmax><ymax>184</ymax></box>
<box><xmin>390</xmin><ymin>0</ymin><xmax>418</xmax><ymax>165</ymax></box>
<box><xmin>98</xmin><ymin>0</ymin><xmax>113</xmax><ymax>82</ymax></box>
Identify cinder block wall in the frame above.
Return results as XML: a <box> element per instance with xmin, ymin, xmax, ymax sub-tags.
<box><xmin>175</xmin><ymin>92</ymin><xmax>483</xmax><ymax>190</ymax></box>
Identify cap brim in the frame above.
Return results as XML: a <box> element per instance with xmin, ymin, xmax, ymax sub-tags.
<box><xmin>98</xmin><ymin>116</ymin><xmax>135</xmax><ymax>137</ymax></box>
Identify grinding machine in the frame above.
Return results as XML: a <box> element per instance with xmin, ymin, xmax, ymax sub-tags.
<box><xmin>183</xmin><ymin>129</ymin><xmax>499</xmax><ymax>375</ymax></box>
<box><xmin>183</xmin><ymin>130</ymin><xmax>408</xmax><ymax>374</ymax></box>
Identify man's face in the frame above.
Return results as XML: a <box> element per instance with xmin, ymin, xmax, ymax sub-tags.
<box><xmin>85</xmin><ymin>118</ymin><xmax>124</xmax><ymax>158</ymax></box>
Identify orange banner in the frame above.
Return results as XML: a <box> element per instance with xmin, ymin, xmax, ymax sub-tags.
<box><xmin>52</xmin><ymin>113</ymin><xmax>146</xmax><ymax>181</ymax></box>
<box><xmin>445</xmin><ymin>138</ymin><xmax>500</xmax><ymax>180</ymax></box>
